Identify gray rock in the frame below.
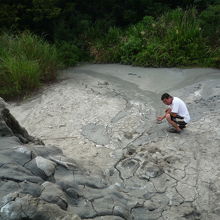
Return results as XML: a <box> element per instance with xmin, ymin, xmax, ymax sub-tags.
<box><xmin>0</xmin><ymin>120</ymin><xmax>13</xmax><ymax>137</ymax></box>
<box><xmin>40</xmin><ymin>181</ymin><xmax>68</xmax><ymax>210</ymax></box>
<box><xmin>0</xmin><ymin>193</ymin><xmax>80</xmax><ymax>220</ymax></box>
<box><xmin>73</xmin><ymin>174</ymin><xmax>107</xmax><ymax>189</ymax></box>
<box><xmin>0</xmin><ymin>163</ymin><xmax>43</xmax><ymax>184</ymax></box>
<box><xmin>0</xmin><ymin>181</ymin><xmax>20</xmax><ymax>199</ymax></box>
<box><xmin>25</xmin><ymin>156</ymin><xmax>56</xmax><ymax>180</ymax></box>
<box><xmin>0</xmin><ymin>146</ymin><xmax>32</xmax><ymax>166</ymax></box>
<box><xmin>19</xmin><ymin>181</ymin><xmax>42</xmax><ymax>197</ymax></box>
<box><xmin>32</xmin><ymin>145</ymin><xmax>63</xmax><ymax>158</ymax></box>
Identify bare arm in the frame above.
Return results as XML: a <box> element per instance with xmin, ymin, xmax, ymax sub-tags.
<box><xmin>157</xmin><ymin>108</ymin><xmax>172</xmax><ymax>121</ymax></box>
<box><xmin>170</xmin><ymin>112</ymin><xmax>177</xmax><ymax>117</ymax></box>
<box><xmin>165</xmin><ymin>108</ymin><xmax>171</xmax><ymax>114</ymax></box>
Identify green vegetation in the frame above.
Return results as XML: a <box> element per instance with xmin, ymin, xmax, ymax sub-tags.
<box><xmin>0</xmin><ymin>32</ymin><xmax>61</xmax><ymax>99</ymax></box>
<box><xmin>88</xmin><ymin>8</ymin><xmax>219</xmax><ymax>67</ymax></box>
<box><xmin>55</xmin><ymin>41</ymin><xmax>86</xmax><ymax>67</ymax></box>
<box><xmin>199</xmin><ymin>4</ymin><xmax>220</xmax><ymax>46</ymax></box>
<box><xmin>0</xmin><ymin>0</ymin><xmax>219</xmax><ymax>99</ymax></box>
<box><xmin>89</xmin><ymin>27</ymin><xmax>123</xmax><ymax>63</ymax></box>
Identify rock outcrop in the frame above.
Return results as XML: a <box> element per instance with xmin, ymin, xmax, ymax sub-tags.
<box><xmin>0</xmin><ymin>98</ymin><xmax>80</xmax><ymax>220</ymax></box>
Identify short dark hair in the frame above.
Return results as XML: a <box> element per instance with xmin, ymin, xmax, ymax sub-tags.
<box><xmin>161</xmin><ymin>93</ymin><xmax>172</xmax><ymax>100</ymax></box>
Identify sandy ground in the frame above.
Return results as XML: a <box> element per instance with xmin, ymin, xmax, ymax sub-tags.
<box><xmin>9</xmin><ymin>64</ymin><xmax>220</xmax><ymax>175</ymax></box>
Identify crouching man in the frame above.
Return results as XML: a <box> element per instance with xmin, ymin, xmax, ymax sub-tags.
<box><xmin>157</xmin><ymin>93</ymin><xmax>190</xmax><ymax>133</ymax></box>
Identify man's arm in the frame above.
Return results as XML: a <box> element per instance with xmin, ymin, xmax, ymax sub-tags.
<box><xmin>170</xmin><ymin>112</ymin><xmax>177</xmax><ymax>117</ymax></box>
<box><xmin>166</xmin><ymin>107</ymin><xmax>178</xmax><ymax>117</ymax></box>
<box><xmin>157</xmin><ymin>108</ymin><xmax>171</xmax><ymax>121</ymax></box>
<box><xmin>165</xmin><ymin>108</ymin><xmax>171</xmax><ymax>114</ymax></box>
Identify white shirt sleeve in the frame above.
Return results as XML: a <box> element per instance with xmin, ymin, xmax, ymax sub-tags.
<box><xmin>171</xmin><ymin>99</ymin><xmax>179</xmax><ymax>113</ymax></box>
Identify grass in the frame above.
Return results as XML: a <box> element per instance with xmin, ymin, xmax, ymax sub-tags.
<box><xmin>0</xmin><ymin>32</ymin><xmax>62</xmax><ymax>99</ymax></box>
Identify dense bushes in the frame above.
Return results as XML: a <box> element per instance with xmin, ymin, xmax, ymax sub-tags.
<box><xmin>0</xmin><ymin>1</ymin><xmax>218</xmax><ymax>71</ymax></box>
<box><xmin>0</xmin><ymin>32</ymin><xmax>61</xmax><ymax>99</ymax></box>
<box><xmin>0</xmin><ymin>0</ymin><xmax>218</xmax><ymax>68</ymax></box>
<box><xmin>88</xmin><ymin>8</ymin><xmax>219</xmax><ymax>67</ymax></box>
<box><xmin>56</xmin><ymin>41</ymin><xmax>85</xmax><ymax>66</ymax></box>
<box><xmin>198</xmin><ymin>3</ymin><xmax>220</xmax><ymax>68</ymax></box>
<box><xmin>199</xmin><ymin>4</ymin><xmax>220</xmax><ymax>46</ymax></box>
<box><xmin>0</xmin><ymin>4</ymin><xmax>219</xmax><ymax>100</ymax></box>
<box><xmin>89</xmin><ymin>27</ymin><xmax>122</xmax><ymax>63</ymax></box>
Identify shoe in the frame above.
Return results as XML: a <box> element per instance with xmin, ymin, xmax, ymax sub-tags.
<box><xmin>167</xmin><ymin>128</ymin><xmax>181</xmax><ymax>134</ymax></box>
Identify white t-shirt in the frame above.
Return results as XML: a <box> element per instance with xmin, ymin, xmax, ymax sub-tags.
<box><xmin>169</xmin><ymin>97</ymin><xmax>190</xmax><ymax>123</ymax></box>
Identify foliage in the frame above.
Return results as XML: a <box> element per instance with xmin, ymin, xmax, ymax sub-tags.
<box><xmin>0</xmin><ymin>56</ymin><xmax>40</xmax><ymax>96</ymax></box>
<box><xmin>10</xmin><ymin>32</ymin><xmax>61</xmax><ymax>81</ymax></box>
<box><xmin>0</xmin><ymin>0</ymin><xmax>219</xmax><ymax>70</ymax></box>
<box><xmin>210</xmin><ymin>47</ymin><xmax>220</xmax><ymax>68</ymax></box>
<box><xmin>0</xmin><ymin>0</ymin><xmax>61</xmax><ymax>38</ymax></box>
<box><xmin>199</xmin><ymin>4</ymin><xmax>220</xmax><ymax>46</ymax></box>
<box><xmin>1</xmin><ymin>0</ymin><xmax>217</xmax><ymax>41</ymax></box>
<box><xmin>119</xmin><ymin>16</ymin><xmax>155</xmax><ymax>64</ymax></box>
<box><xmin>89</xmin><ymin>27</ymin><xmax>122</xmax><ymax>63</ymax></box>
<box><xmin>136</xmin><ymin>8</ymin><xmax>210</xmax><ymax>66</ymax></box>
<box><xmin>56</xmin><ymin>41</ymin><xmax>85</xmax><ymax>66</ymax></box>
<box><xmin>0</xmin><ymin>32</ymin><xmax>61</xmax><ymax>99</ymax></box>
<box><xmin>89</xmin><ymin>8</ymin><xmax>217</xmax><ymax>67</ymax></box>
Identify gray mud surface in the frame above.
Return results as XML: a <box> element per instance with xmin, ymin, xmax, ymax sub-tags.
<box><xmin>2</xmin><ymin>64</ymin><xmax>220</xmax><ymax>219</ymax></box>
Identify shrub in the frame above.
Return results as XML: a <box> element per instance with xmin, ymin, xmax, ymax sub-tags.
<box><xmin>0</xmin><ymin>56</ymin><xmax>40</xmax><ymax>97</ymax></box>
<box><xmin>85</xmin><ymin>8</ymin><xmax>218</xmax><ymax>68</ymax></box>
<box><xmin>120</xmin><ymin>36</ymin><xmax>143</xmax><ymax>64</ymax></box>
<box><xmin>132</xmin><ymin>8</ymin><xmax>211</xmax><ymax>67</ymax></box>
<box><xmin>199</xmin><ymin>4</ymin><xmax>220</xmax><ymax>46</ymax></box>
<box><xmin>120</xmin><ymin>16</ymin><xmax>156</xmax><ymax>64</ymax></box>
<box><xmin>89</xmin><ymin>27</ymin><xmax>122</xmax><ymax>63</ymax></box>
<box><xmin>0</xmin><ymin>32</ymin><xmax>61</xmax><ymax>99</ymax></box>
<box><xmin>56</xmin><ymin>41</ymin><xmax>86</xmax><ymax>67</ymax></box>
<box><xmin>9</xmin><ymin>32</ymin><xmax>60</xmax><ymax>82</ymax></box>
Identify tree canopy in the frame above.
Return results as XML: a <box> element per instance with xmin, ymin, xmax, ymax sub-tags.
<box><xmin>0</xmin><ymin>0</ymin><xmax>218</xmax><ymax>41</ymax></box>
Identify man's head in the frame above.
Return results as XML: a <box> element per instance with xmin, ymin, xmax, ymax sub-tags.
<box><xmin>161</xmin><ymin>93</ymin><xmax>173</xmax><ymax>105</ymax></box>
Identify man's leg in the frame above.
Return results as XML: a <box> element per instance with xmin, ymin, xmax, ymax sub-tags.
<box><xmin>177</xmin><ymin>121</ymin><xmax>187</xmax><ymax>129</ymax></box>
<box><xmin>165</xmin><ymin>114</ymin><xmax>181</xmax><ymax>132</ymax></box>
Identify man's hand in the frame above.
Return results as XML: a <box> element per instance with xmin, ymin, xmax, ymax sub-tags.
<box><xmin>157</xmin><ymin>116</ymin><xmax>164</xmax><ymax>121</ymax></box>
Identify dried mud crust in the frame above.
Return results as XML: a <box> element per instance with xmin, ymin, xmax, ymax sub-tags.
<box><xmin>6</xmin><ymin>65</ymin><xmax>220</xmax><ymax>219</ymax></box>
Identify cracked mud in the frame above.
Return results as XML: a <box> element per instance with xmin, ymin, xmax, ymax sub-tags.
<box><xmin>1</xmin><ymin>64</ymin><xmax>220</xmax><ymax>219</ymax></box>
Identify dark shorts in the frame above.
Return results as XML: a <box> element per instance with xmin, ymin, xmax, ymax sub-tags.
<box><xmin>171</xmin><ymin>115</ymin><xmax>187</xmax><ymax>129</ymax></box>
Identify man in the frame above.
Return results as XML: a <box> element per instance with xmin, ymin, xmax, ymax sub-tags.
<box><xmin>157</xmin><ymin>93</ymin><xmax>190</xmax><ymax>133</ymax></box>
